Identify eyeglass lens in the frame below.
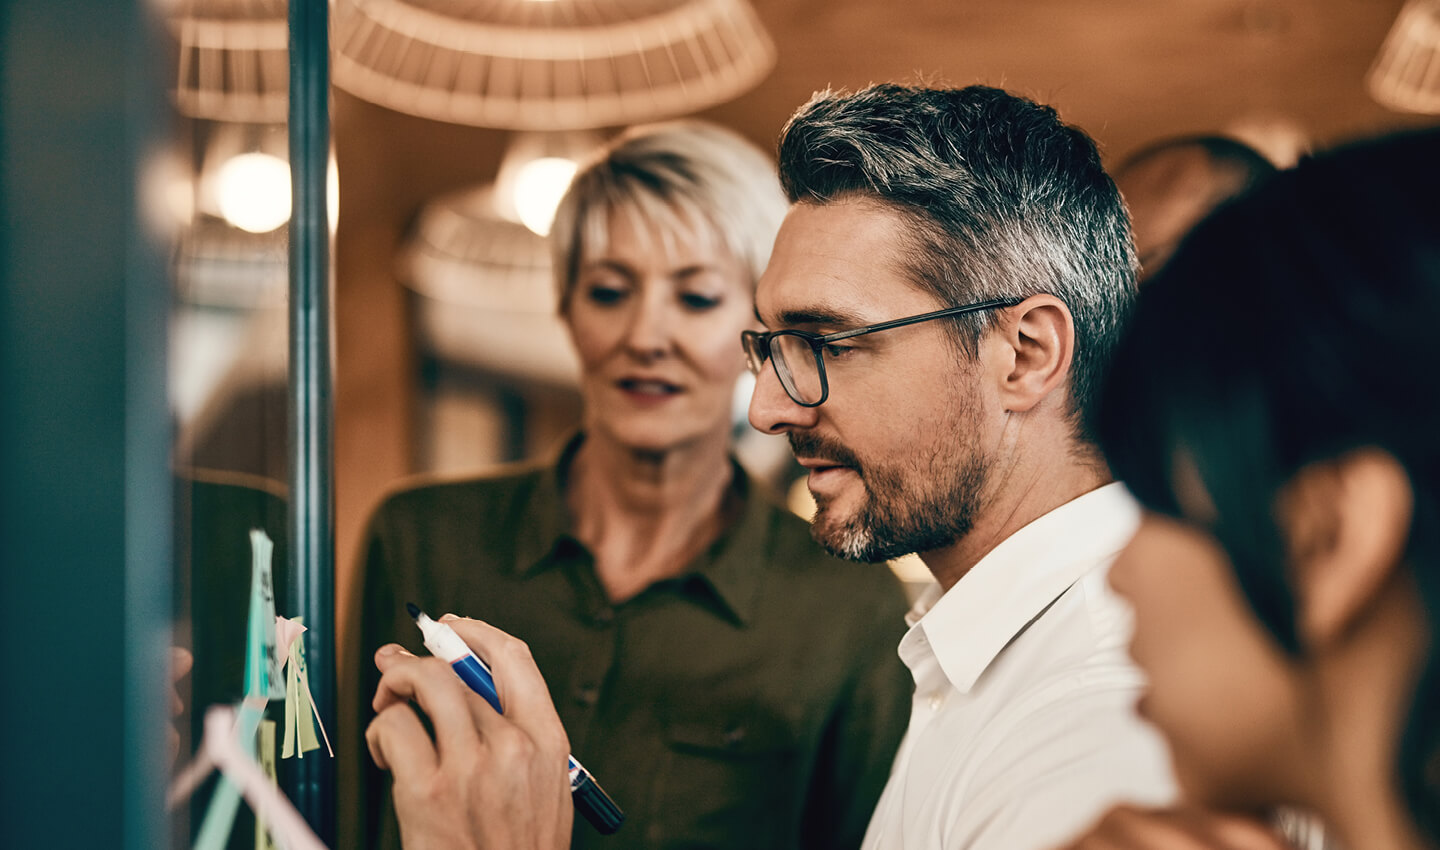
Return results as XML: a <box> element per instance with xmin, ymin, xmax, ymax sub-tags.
<box><xmin>771</xmin><ymin>334</ymin><xmax>824</xmax><ymax>405</ymax></box>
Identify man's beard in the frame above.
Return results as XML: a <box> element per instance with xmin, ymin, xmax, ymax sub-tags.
<box><xmin>789</xmin><ymin>415</ymin><xmax>988</xmax><ymax>563</ymax></box>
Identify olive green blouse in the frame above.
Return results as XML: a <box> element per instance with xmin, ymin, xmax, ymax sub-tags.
<box><xmin>352</xmin><ymin>437</ymin><xmax>912</xmax><ymax>850</ymax></box>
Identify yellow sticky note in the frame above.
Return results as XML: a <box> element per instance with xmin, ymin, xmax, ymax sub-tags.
<box><xmin>295</xmin><ymin>642</ymin><xmax>320</xmax><ymax>755</ymax></box>
<box><xmin>255</xmin><ymin>719</ymin><xmax>279</xmax><ymax>850</ymax></box>
<box><xmin>282</xmin><ymin>643</ymin><xmax>300</xmax><ymax>759</ymax></box>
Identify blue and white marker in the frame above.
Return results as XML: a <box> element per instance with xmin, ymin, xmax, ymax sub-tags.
<box><xmin>405</xmin><ymin>602</ymin><xmax>625</xmax><ymax>835</ymax></box>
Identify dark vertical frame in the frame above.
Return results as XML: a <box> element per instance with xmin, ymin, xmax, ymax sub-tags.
<box><xmin>285</xmin><ymin>0</ymin><xmax>336</xmax><ymax>841</ymax></box>
<box><xmin>0</xmin><ymin>0</ymin><xmax>172</xmax><ymax>847</ymax></box>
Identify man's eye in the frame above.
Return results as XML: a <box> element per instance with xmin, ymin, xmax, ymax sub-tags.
<box><xmin>585</xmin><ymin>285</ymin><xmax>627</xmax><ymax>305</ymax></box>
<box><xmin>681</xmin><ymin>292</ymin><xmax>721</xmax><ymax>310</ymax></box>
<box><xmin>821</xmin><ymin>343</ymin><xmax>854</xmax><ymax>360</ymax></box>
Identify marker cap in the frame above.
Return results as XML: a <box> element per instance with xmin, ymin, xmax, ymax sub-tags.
<box><xmin>573</xmin><ymin>772</ymin><xmax>624</xmax><ymax>835</ymax></box>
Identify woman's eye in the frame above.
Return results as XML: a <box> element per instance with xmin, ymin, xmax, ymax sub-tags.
<box><xmin>585</xmin><ymin>284</ymin><xmax>627</xmax><ymax>305</ymax></box>
<box><xmin>680</xmin><ymin>292</ymin><xmax>721</xmax><ymax>311</ymax></box>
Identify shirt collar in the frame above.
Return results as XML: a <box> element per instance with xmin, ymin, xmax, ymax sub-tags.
<box><xmin>511</xmin><ymin>433</ymin><xmax>581</xmax><ymax>574</ymax></box>
<box><xmin>511</xmin><ymin>432</ymin><xmax>769</xmax><ymax>626</ymax></box>
<box><xmin>902</xmin><ymin>482</ymin><xmax>1140</xmax><ymax>694</ymax></box>
<box><xmin>682</xmin><ymin>465</ymin><xmax>770</xmax><ymax>626</ymax></box>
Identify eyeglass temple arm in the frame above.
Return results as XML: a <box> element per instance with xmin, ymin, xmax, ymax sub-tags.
<box><xmin>813</xmin><ymin>298</ymin><xmax>1020</xmax><ymax>345</ymax></box>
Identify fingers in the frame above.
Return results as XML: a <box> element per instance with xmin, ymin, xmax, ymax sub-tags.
<box><xmin>1204</xmin><ymin>815</ymin><xmax>1294</xmax><ymax>850</ymax></box>
<box><xmin>371</xmin><ymin>650</ymin><xmax>484</xmax><ymax>761</ymax></box>
<box><xmin>439</xmin><ymin>615</ymin><xmax>569</xmax><ymax>755</ymax></box>
<box><xmin>168</xmin><ymin>647</ymin><xmax>192</xmax><ymax>764</ymax></box>
<box><xmin>371</xmin><ymin>644</ymin><xmax>424</xmax><ymax>713</ymax></box>
<box><xmin>366</xmin><ymin>702</ymin><xmax>438</xmax><ymax>781</ymax></box>
<box><xmin>171</xmin><ymin>647</ymin><xmax>194</xmax><ymax>680</ymax></box>
<box><xmin>365</xmin><ymin>620</ymin><xmax>575</xmax><ymax>850</ymax></box>
<box><xmin>1062</xmin><ymin>806</ymin><xmax>1293</xmax><ymax>850</ymax></box>
<box><xmin>170</xmin><ymin>647</ymin><xmax>193</xmax><ymax>716</ymax></box>
<box><xmin>373</xmin><ymin>643</ymin><xmax>416</xmax><ymax>675</ymax></box>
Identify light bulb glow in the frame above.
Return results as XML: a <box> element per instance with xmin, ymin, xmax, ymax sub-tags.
<box><xmin>513</xmin><ymin>156</ymin><xmax>578</xmax><ymax>236</ymax></box>
<box><xmin>215</xmin><ymin>152</ymin><xmax>291</xmax><ymax>233</ymax></box>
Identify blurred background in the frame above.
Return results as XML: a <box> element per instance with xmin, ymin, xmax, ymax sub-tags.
<box><xmin>4</xmin><ymin>0</ymin><xmax>1439</xmax><ymax>846</ymax></box>
<box><xmin>175</xmin><ymin>0</ymin><xmax>1440</xmax><ymax>631</ymax></box>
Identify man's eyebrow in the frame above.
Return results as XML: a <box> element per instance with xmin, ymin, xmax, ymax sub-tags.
<box><xmin>754</xmin><ymin>302</ymin><xmax>871</xmax><ymax>328</ymax></box>
<box><xmin>774</xmin><ymin>306</ymin><xmax>869</xmax><ymax>329</ymax></box>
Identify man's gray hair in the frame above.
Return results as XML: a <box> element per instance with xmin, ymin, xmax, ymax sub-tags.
<box><xmin>551</xmin><ymin>120</ymin><xmax>788</xmax><ymax>312</ymax></box>
<box><xmin>777</xmin><ymin>83</ymin><xmax>1137</xmax><ymax>440</ymax></box>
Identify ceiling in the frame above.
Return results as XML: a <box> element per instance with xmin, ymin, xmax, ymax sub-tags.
<box><xmin>334</xmin><ymin>0</ymin><xmax>1435</xmax><ymax>231</ymax></box>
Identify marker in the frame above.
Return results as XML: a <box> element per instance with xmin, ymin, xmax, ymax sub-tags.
<box><xmin>405</xmin><ymin>602</ymin><xmax>625</xmax><ymax>835</ymax></box>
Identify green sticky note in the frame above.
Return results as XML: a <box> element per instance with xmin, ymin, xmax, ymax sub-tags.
<box><xmin>242</xmin><ymin>530</ymin><xmax>284</xmax><ymax>700</ymax></box>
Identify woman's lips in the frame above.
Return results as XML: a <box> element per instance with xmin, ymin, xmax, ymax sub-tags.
<box><xmin>617</xmin><ymin>378</ymin><xmax>681</xmax><ymax>402</ymax></box>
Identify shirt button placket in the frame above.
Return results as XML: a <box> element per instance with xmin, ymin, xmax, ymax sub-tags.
<box><xmin>574</xmin><ymin>605</ymin><xmax>616</xmax><ymax>711</ymax></box>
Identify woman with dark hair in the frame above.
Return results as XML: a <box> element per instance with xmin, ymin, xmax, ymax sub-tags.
<box><xmin>1078</xmin><ymin>127</ymin><xmax>1440</xmax><ymax>849</ymax></box>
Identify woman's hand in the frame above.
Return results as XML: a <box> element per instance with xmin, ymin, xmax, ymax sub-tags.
<box><xmin>365</xmin><ymin>616</ymin><xmax>573</xmax><ymax>850</ymax></box>
<box><xmin>1058</xmin><ymin>805</ymin><xmax>1294</xmax><ymax>850</ymax></box>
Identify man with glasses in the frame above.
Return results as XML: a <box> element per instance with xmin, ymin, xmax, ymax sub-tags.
<box><xmin>739</xmin><ymin>83</ymin><xmax>1175</xmax><ymax>850</ymax></box>
<box><xmin>366</xmin><ymin>83</ymin><xmax>1176</xmax><ymax>850</ymax></box>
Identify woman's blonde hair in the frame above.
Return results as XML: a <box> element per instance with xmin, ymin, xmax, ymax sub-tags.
<box><xmin>549</xmin><ymin>120</ymin><xmax>788</xmax><ymax>312</ymax></box>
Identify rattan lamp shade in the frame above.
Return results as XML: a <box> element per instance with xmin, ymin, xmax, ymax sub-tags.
<box><xmin>403</xmin><ymin>184</ymin><xmax>580</xmax><ymax>385</ymax></box>
<box><xmin>331</xmin><ymin>0</ymin><xmax>777</xmax><ymax>129</ymax></box>
<box><xmin>171</xmin><ymin>0</ymin><xmax>290</xmax><ymax>122</ymax></box>
<box><xmin>1369</xmin><ymin>0</ymin><xmax>1440</xmax><ymax>114</ymax></box>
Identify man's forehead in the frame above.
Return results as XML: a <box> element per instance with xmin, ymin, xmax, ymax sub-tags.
<box><xmin>760</xmin><ymin>206</ymin><xmax>950</xmax><ymax>329</ymax></box>
<box><xmin>754</xmin><ymin>199</ymin><xmax>921</xmax><ymax>327</ymax></box>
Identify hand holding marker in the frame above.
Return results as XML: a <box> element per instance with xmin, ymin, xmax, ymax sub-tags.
<box><xmin>405</xmin><ymin>603</ymin><xmax>625</xmax><ymax>835</ymax></box>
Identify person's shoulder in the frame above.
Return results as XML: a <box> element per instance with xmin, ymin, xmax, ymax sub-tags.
<box><xmin>967</xmin><ymin>617</ymin><xmax>1168</xmax><ymax>786</ymax></box>
<box><xmin>370</xmin><ymin>457</ymin><xmax>552</xmax><ymax>521</ymax></box>
<box><xmin>956</xmin><ymin>677</ymin><xmax>1176</xmax><ymax>848</ymax></box>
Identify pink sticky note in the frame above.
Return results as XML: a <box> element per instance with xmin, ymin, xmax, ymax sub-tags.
<box><xmin>274</xmin><ymin>616</ymin><xmax>308</xmax><ymax>673</ymax></box>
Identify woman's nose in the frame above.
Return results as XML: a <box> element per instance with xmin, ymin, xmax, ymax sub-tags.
<box><xmin>622</xmin><ymin>289</ymin><xmax>671</xmax><ymax>358</ymax></box>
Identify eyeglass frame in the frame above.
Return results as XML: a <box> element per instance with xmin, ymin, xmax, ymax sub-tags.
<box><xmin>741</xmin><ymin>297</ymin><xmax>1022</xmax><ymax>408</ymax></box>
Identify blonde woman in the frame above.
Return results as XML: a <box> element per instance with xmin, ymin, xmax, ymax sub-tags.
<box><xmin>353</xmin><ymin>121</ymin><xmax>911</xmax><ymax>850</ymax></box>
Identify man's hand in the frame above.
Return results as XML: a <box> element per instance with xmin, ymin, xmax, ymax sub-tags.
<box><xmin>365</xmin><ymin>616</ymin><xmax>573</xmax><ymax>850</ymax></box>
<box><xmin>1058</xmin><ymin>805</ymin><xmax>1294</xmax><ymax>850</ymax></box>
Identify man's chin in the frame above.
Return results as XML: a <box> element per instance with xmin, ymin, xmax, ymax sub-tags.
<box><xmin>810</xmin><ymin>507</ymin><xmax>890</xmax><ymax>564</ymax></box>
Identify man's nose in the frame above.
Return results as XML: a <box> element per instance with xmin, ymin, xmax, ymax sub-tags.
<box><xmin>748</xmin><ymin>359</ymin><xmax>819</xmax><ymax>434</ymax></box>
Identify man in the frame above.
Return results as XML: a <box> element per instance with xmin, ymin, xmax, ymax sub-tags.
<box><xmin>366</xmin><ymin>83</ymin><xmax>1176</xmax><ymax>850</ymax></box>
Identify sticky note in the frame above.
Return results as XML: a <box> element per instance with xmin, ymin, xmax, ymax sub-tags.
<box><xmin>256</xmin><ymin>719</ymin><xmax>279</xmax><ymax>850</ymax></box>
<box><xmin>243</xmin><ymin>530</ymin><xmax>285</xmax><ymax>700</ymax></box>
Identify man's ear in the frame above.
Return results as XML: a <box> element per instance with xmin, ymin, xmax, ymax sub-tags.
<box><xmin>1284</xmin><ymin>448</ymin><xmax>1413</xmax><ymax>647</ymax></box>
<box><xmin>996</xmin><ymin>294</ymin><xmax>1074</xmax><ymax>413</ymax></box>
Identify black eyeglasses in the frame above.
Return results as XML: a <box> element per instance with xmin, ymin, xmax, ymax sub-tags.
<box><xmin>741</xmin><ymin>298</ymin><xmax>1019</xmax><ymax>407</ymax></box>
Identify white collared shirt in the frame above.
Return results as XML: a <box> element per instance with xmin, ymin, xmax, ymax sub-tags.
<box><xmin>861</xmin><ymin>483</ymin><xmax>1177</xmax><ymax>850</ymax></box>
